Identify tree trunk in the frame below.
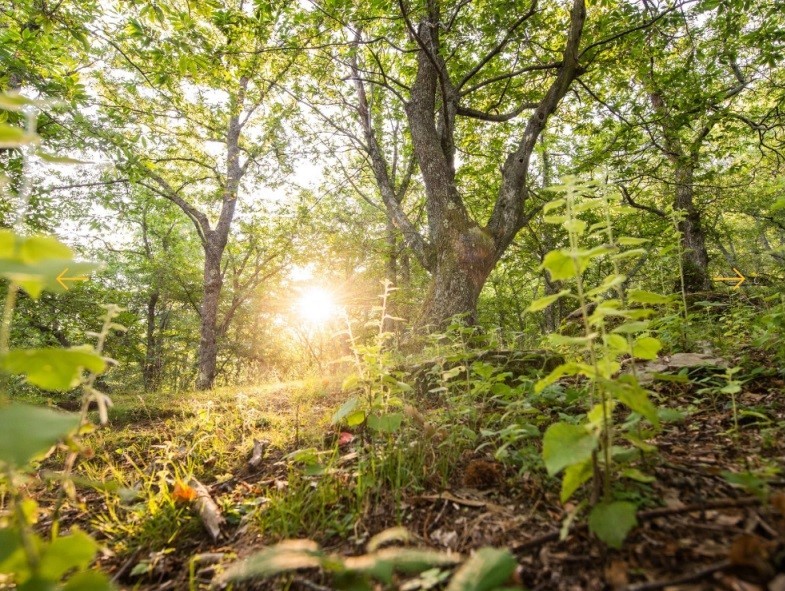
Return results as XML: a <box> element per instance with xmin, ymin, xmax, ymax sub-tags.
<box><xmin>674</xmin><ymin>162</ymin><xmax>711</xmax><ymax>292</ymax></box>
<box><xmin>418</xmin><ymin>227</ymin><xmax>497</xmax><ymax>328</ymax></box>
<box><xmin>143</xmin><ymin>290</ymin><xmax>162</xmax><ymax>392</ymax></box>
<box><xmin>196</xmin><ymin>243</ymin><xmax>223</xmax><ymax>390</ymax></box>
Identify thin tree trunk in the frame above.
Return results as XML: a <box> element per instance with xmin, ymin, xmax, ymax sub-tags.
<box><xmin>196</xmin><ymin>242</ymin><xmax>224</xmax><ymax>390</ymax></box>
<box><xmin>143</xmin><ymin>290</ymin><xmax>161</xmax><ymax>392</ymax></box>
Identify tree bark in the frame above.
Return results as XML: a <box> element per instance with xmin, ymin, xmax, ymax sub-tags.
<box><xmin>196</xmin><ymin>243</ymin><xmax>225</xmax><ymax>389</ymax></box>
<box><xmin>674</xmin><ymin>160</ymin><xmax>711</xmax><ymax>292</ymax></box>
<box><xmin>418</xmin><ymin>225</ymin><xmax>497</xmax><ymax>327</ymax></box>
<box><xmin>143</xmin><ymin>290</ymin><xmax>162</xmax><ymax>392</ymax></box>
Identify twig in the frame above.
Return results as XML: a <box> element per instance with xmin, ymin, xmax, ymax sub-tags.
<box><xmin>620</xmin><ymin>560</ymin><xmax>730</xmax><ymax>591</ymax></box>
<box><xmin>293</xmin><ymin>577</ymin><xmax>337</xmax><ymax>591</ymax></box>
<box><xmin>513</xmin><ymin>497</ymin><xmax>762</xmax><ymax>552</ymax></box>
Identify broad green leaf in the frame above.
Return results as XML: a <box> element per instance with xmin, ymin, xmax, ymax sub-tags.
<box><xmin>543</xmin><ymin>198</ymin><xmax>566</xmax><ymax>212</ymax></box>
<box><xmin>606</xmin><ymin>377</ymin><xmax>659</xmax><ymax>427</ymax></box>
<box><xmin>586</xmin><ymin>273</ymin><xmax>626</xmax><ymax>297</ymax></box>
<box><xmin>561</xmin><ymin>458</ymin><xmax>593</xmax><ymax>503</ymax></box>
<box><xmin>541</xmin><ymin>250</ymin><xmax>580</xmax><ymax>281</ymax></box>
<box><xmin>346</xmin><ymin>410</ymin><xmax>366</xmax><ymax>427</ymax></box>
<box><xmin>0</xmin><ymin>403</ymin><xmax>80</xmax><ymax>467</ymax></box>
<box><xmin>632</xmin><ymin>336</ymin><xmax>662</xmax><ymax>360</ymax></box>
<box><xmin>444</xmin><ymin>547</ymin><xmax>517</xmax><ymax>591</ymax></box>
<box><xmin>527</xmin><ymin>290</ymin><xmax>570</xmax><ymax>313</ymax></box>
<box><xmin>18</xmin><ymin>235</ymin><xmax>73</xmax><ymax>262</ymax></box>
<box><xmin>0</xmin><ymin>93</ymin><xmax>39</xmax><ymax>111</ymax></box>
<box><xmin>534</xmin><ymin>362</ymin><xmax>580</xmax><ymax>393</ymax></box>
<box><xmin>563</xmin><ymin>219</ymin><xmax>587</xmax><ymax>235</ymax></box>
<box><xmin>0</xmin><ymin>260</ymin><xmax>98</xmax><ymax>299</ymax></box>
<box><xmin>0</xmin><ymin>123</ymin><xmax>39</xmax><ymax>148</ymax></box>
<box><xmin>39</xmin><ymin>529</ymin><xmax>98</xmax><ymax>580</ymax></box>
<box><xmin>367</xmin><ymin>412</ymin><xmax>403</xmax><ymax>433</ymax></box>
<box><xmin>603</xmin><ymin>334</ymin><xmax>629</xmax><ymax>354</ymax></box>
<box><xmin>628</xmin><ymin>290</ymin><xmax>672</xmax><ymax>305</ymax></box>
<box><xmin>589</xmin><ymin>501</ymin><xmax>638</xmax><ymax>549</ymax></box>
<box><xmin>3</xmin><ymin>347</ymin><xmax>106</xmax><ymax>391</ymax></box>
<box><xmin>542</xmin><ymin>422</ymin><xmax>598</xmax><ymax>476</ymax></box>
<box><xmin>0</xmin><ymin>528</ymin><xmax>26</xmax><ymax>573</ymax></box>
<box><xmin>62</xmin><ymin>570</ymin><xmax>114</xmax><ymax>591</ymax></box>
<box><xmin>612</xmin><ymin>320</ymin><xmax>650</xmax><ymax>334</ymax></box>
<box><xmin>332</xmin><ymin>396</ymin><xmax>358</xmax><ymax>423</ymax></box>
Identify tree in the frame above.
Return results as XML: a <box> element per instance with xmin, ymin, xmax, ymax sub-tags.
<box><xmin>575</xmin><ymin>0</ymin><xmax>779</xmax><ymax>292</ymax></box>
<box><xmin>311</xmin><ymin>0</ymin><xmax>589</xmax><ymax>328</ymax></box>
<box><xmin>90</xmin><ymin>1</ymin><xmax>302</xmax><ymax>388</ymax></box>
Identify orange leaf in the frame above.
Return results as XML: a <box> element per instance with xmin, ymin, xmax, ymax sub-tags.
<box><xmin>173</xmin><ymin>481</ymin><xmax>198</xmax><ymax>503</ymax></box>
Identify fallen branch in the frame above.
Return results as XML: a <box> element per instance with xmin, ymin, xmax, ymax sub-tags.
<box><xmin>620</xmin><ymin>560</ymin><xmax>730</xmax><ymax>591</ymax></box>
<box><xmin>248</xmin><ymin>438</ymin><xmax>270</xmax><ymax>469</ymax></box>
<box><xmin>189</xmin><ymin>477</ymin><xmax>225</xmax><ymax>542</ymax></box>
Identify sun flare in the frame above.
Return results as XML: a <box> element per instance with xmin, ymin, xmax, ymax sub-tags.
<box><xmin>295</xmin><ymin>286</ymin><xmax>339</xmax><ymax>326</ymax></box>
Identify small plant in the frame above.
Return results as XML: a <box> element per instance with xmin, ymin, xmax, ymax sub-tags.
<box><xmin>530</xmin><ymin>177</ymin><xmax>669</xmax><ymax>548</ymax></box>
<box><xmin>0</xmin><ymin>93</ymin><xmax>118</xmax><ymax>589</ymax></box>
<box><xmin>218</xmin><ymin>527</ymin><xmax>520</xmax><ymax>591</ymax></box>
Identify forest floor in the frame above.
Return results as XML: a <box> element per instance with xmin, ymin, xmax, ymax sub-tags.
<box><xmin>24</xmin><ymin>344</ymin><xmax>785</xmax><ymax>591</ymax></box>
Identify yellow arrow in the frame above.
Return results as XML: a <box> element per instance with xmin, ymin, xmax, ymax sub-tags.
<box><xmin>712</xmin><ymin>267</ymin><xmax>746</xmax><ymax>289</ymax></box>
<box><xmin>56</xmin><ymin>268</ymin><xmax>89</xmax><ymax>290</ymax></box>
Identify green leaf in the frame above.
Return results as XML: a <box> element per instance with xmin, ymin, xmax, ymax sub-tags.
<box><xmin>541</xmin><ymin>250</ymin><xmax>580</xmax><ymax>281</ymax></box>
<box><xmin>534</xmin><ymin>362</ymin><xmax>580</xmax><ymax>393</ymax></box>
<box><xmin>632</xmin><ymin>336</ymin><xmax>662</xmax><ymax>360</ymax></box>
<box><xmin>617</xmin><ymin>237</ymin><xmax>649</xmax><ymax>246</ymax></box>
<box><xmin>563</xmin><ymin>219</ymin><xmax>587</xmax><ymax>236</ymax></box>
<box><xmin>62</xmin><ymin>570</ymin><xmax>114</xmax><ymax>591</ymax></box>
<box><xmin>0</xmin><ymin>260</ymin><xmax>98</xmax><ymax>299</ymax></box>
<box><xmin>367</xmin><ymin>412</ymin><xmax>403</xmax><ymax>433</ymax></box>
<box><xmin>628</xmin><ymin>290</ymin><xmax>673</xmax><ymax>305</ymax></box>
<box><xmin>39</xmin><ymin>530</ymin><xmax>98</xmax><ymax>580</ymax></box>
<box><xmin>0</xmin><ymin>528</ymin><xmax>26</xmax><ymax>573</ymax></box>
<box><xmin>19</xmin><ymin>235</ymin><xmax>73</xmax><ymax>263</ymax></box>
<box><xmin>0</xmin><ymin>403</ymin><xmax>80</xmax><ymax>467</ymax></box>
<box><xmin>346</xmin><ymin>410</ymin><xmax>366</xmax><ymax>427</ymax></box>
<box><xmin>611</xmin><ymin>248</ymin><xmax>646</xmax><ymax>261</ymax></box>
<box><xmin>542</xmin><ymin>422</ymin><xmax>598</xmax><ymax>476</ymax></box>
<box><xmin>35</xmin><ymin>151</ymin><xmax>92</xmax><ymax>165</ymax></box>
<box><xmin>603</xmin><ymin>334</ymin><xmax>629</xmax><ymax>354</ymax></box>
<box><xmin>0</xmin><ymin>123</ymin><xmax>39</xmax><ymax>148</ymax></box>
<box><xmin>527</xmin><ymin>290</ymin><xmax>570</xmax><ymax>312</ymax></box>
<box><xmin>0</xmin><ymin>93</ymin><xmax>40</xmax><ymax>112</ymax></box>
<box><xmin>332</xmin><ymin>396</ymin><xmax>358</xmax><ymax>423</ymax></box>
<box><xmin>3</xmin><ymin>347</ymin><xmax>106</xmax><ymax>391</ymax></box>
<box><xmin>621</xmin><ymin>468</ymin><xmax>655</xmax><ymax>483</ymax></box>
<box><xmin>612</xmin><ymin>320</ymin><xmax>650</xmax><ymax>334</ymax></box>
<box><xmin>444</xmin><ymin>547</ymin><xmax>517</xmax><ymax>591</ymax></box>
<box><xmin>588</xmin><ymin>501</ymin><xmax>638</xmax><ymax>549</ymax></box>
<box><xmin>219</xmin><ymin>540</ymin><xmax>325</xmax><ymax>581</ymax></box>
<box><xmin>561</xmin><ymin>458</ymin><xmax>593</xmax><ymax>503</ymax></box>
<box><xmin>606</xmin><ymin>377</ymin><xmax>659</xmax><ymax>427</ymax></box>
<box><xmin>346</xmin><ymin>548</ymin><xmax>459</xmax><ymax>578</ymax></box>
